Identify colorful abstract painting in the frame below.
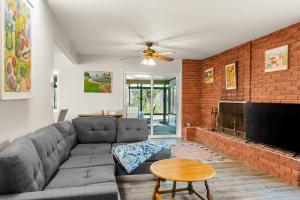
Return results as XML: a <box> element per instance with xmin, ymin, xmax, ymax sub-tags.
<box><xmin>225</xmin><ymin>63</ymin><xmax>237</xmax><ymax>90</ymax></box>
<box><xmin>204</xmin><ymin>67</ymin><xmax>214</xmax><ymax>84</ymax></box>
<box><xmin>84</xmin><ymin>71</ymin><xmax>112</xmax><ymax>93</ymax></box>
<box><xmin>1</xmin><ymin>0</ymin><xmax>32</xmax><ymax>100</ymax></box>
<box><xmin>265</xmin><ymin>45</ymin><xmax>288</xmax><ymax>73</ymax></box>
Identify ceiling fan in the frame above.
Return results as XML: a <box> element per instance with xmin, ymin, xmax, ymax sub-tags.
<box><xmin>121</xmin><ymin>42</ymin><xmax>175</xmax><ymax>66</ymax></box>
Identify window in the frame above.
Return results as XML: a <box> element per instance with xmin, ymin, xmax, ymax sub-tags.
<box><xmin>52</xmin><ymin>74</ymin><xmax>58</xmax><ymax>111</ymax></box>
<box><xmin>152</xmin><ymin>89</ymin><xmax>164</xmax><ymax>114</ymax></box>
<box><xmin>169</xmin><ymin>85</ymin><xmax>176</xmax><ymax>114</ymax></box>
<box><xmin>129</xmin><ymin>88</ymin><xmax>141</xmax><ymax>109</ymax></box>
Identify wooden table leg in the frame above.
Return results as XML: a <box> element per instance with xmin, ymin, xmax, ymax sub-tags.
<box><xmin>187</xmin><ymin>182</ymin><xmax>193</xmax><ymax>194</ymax></box>
<box><xmin>152</xmin><ymin>178</ymin><xmax>161</xmax><ymax>200</ymax></box>
<box><xmin>204</xmin><ymin>180</ymin><xmax>213</xmax><ymax>200</ymax></box>
<box><xmin>171</xmin><ymin>181</ymin><xmax>176</xmax><ymax>200</ymax></box>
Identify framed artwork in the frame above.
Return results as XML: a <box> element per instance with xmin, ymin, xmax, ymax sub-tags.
<box><xmin>1</xmin><ymin>0</ymin><xmax>32</xmax><ymax>100</ymax></box>
<box><xmin>225</xmin><ymin>62</ymin><xmax>237</xmax><ymax>90</ymax></box>
<box><xmin>84</xmin><ymin>71</ymin><xmax>112</xmax><ymax>93</ymax></box>
<box><xmin>204</xmin><ymin>67</ymin><xmax>214</xmax><ymax>84</ymax></box>
<box><xmin>265</xmin><ymin>45</ymin><xmax>288</xmax><ymax>73</ymax></box>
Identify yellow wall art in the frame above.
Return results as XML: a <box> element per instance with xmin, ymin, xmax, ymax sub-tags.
<box><xmin>225</xmin><ymin>63</ymin><xmax>237</xmax><ymax>90</ymax></box>
<box><xmin>204</xmin><ymin>67</ymin><xmax>214</xmax><ymax>84</ymax></box>
<box><xmin>1</xmin><ymin>0</ymin><xmax>32</xmax><ymax>100</ymax></box>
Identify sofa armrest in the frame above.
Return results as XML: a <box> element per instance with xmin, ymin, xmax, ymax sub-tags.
<box><xmin>0</xmin><ymin>182</ymin><xmax>119</xmax><ymax>200</ymax></box>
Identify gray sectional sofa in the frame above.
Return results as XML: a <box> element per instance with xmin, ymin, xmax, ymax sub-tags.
<box><xmin>0</xmin><ymin>117</ymin><xmax>171</xmax><ymax>200</ymax></box>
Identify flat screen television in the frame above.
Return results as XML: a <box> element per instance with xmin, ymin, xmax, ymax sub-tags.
<box><xmin>246</xmin><ymin>102</ymin><xmax>300</xmax><ymax>153</ymax></box>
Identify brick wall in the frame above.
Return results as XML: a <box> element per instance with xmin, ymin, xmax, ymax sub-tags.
<box><xmin>188</xmin><ymin>128</ymin><xmax>300</xmax><ymax>187</ymax></box>
<box><xmin>182</xmin><ymin>22</ymin><xmax>300</xmax><ymax>128</ymax></box>
<box><xmin>251</xmin><ymin>23</ymin><xmax>300</xmax><ymax>103</ymax></box>
<box><xmin>182</xmin><ymin>59</ymin><xmax>202</xmax><ymax>127</ymax></box>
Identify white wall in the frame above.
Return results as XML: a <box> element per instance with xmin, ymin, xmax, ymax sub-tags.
<box><xmin>54</xmin><ymin>54</ymin><xmax>182</xmax><ymax>127</ymax></box>
<box><xmin>0</xmin><ymin>0</ymin><xmax>77</xmax><ymax>144</ymax></box>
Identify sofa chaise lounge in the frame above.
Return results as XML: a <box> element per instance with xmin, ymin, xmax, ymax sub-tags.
<box><xmin>0</xmin><ymin>117</ymin><xmax>171</xmax><ymax>200</ymax></box>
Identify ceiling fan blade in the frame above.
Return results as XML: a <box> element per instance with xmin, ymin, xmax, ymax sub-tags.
<box><xmin>133</xmin><ymin>50</ymin><xmax>145</xmax><ymax>55</ymax></box>
<box><xmin>158</xmin><ymin>51</ymin><xmax>176</xmax><ymax>55</ymax></box>
<box><xmin>154</xmin><ymin>53</ymin><xmax>174</xmax><ymax>62</ymax></box>
<box><xmin>120</xmin><ymin>56</ymin><xmax>141</xmax><ymax>60</ymax></box>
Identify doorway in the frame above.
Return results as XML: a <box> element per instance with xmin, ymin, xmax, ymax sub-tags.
<box><xmin>124</xmin><ymin>73</ymin><xmax>180</xmax><ymax>137</ymax></box>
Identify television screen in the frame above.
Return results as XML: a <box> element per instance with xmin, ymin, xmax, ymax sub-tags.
<box><xmin>246</xmin><ymin>102</ymin><xmax>300</xmax><ymax>153</ymax></box>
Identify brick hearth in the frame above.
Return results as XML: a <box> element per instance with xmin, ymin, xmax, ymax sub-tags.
<box><xmin>182</xmin><ymin>127</ymin><xmax>300</xmax><ymax>187</ymax></box>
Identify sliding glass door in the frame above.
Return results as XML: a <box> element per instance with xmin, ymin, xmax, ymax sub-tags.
<box><xmin>124</xmin><ymin>73</ymin><xmax>178</xmax><ymax>137</ymax></box>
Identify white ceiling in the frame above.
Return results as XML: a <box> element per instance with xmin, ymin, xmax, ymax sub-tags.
<box><xmin>47</xmin><ymin>0</ymin><xmax>300</xmax><ymax>60</ymax></box>
<box><xmin>53</xmin><ymin>44</ymin><xmax>62</xmax><ymax>54</ymax></box>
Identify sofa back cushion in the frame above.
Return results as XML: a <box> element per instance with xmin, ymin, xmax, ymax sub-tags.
<box><xmin>0</xmin><ymin>138</ymin><xmax>44</xmax><ymax>194</ymax></box>
<box><xmin>72</xmin><ymin>117</ymin><xmax>116</xmax><ymax>143</ymax></box>
<box><xmin>53</xmin><ymin>121</ymin><xmax>77</xmax><ymax>157</ymax></box>
<box><xmin>116</xmin><ymin>118</ymin><xmax>149</xmax><ymax>142</ymax></box>
<box><xmin>28</xmin><ymin>125</ymin><xmax>67</xmax><ymax>184</ymax></box>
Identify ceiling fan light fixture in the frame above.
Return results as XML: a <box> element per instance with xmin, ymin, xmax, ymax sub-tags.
<box><xmin>148</xmin><ymin>58</ymin><xmax>156</xmax><ymax>66</ymax></box>
<box><xmin>141</xmin><ymin>58</ymin><xmax>148</xmax><ymax>65</ymax></box>
<box><xmin>141</xmin><ymin>58</ymin><xmax>156</xmax><ymax>66</ymax></box>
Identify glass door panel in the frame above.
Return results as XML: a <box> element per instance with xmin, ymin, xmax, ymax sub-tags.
<box><xmin>152</xmin><ymin>76</ymin><xmax>177</xmax><ymax>136</ymax></box>
<box><xmin>125</xmin><ymin>73</ymin><xmax>178</xmax><ymax>137</ymax></box>
<box><xmin>125</xmin><ymin>74</ymin><xmax>151</xmax><ymax>131</ymax></box>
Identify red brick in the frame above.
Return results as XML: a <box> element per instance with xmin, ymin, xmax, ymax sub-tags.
<box><xmin>190</xmin><ymin>128</ymin><xmax>300</xmax><ymax>187</ymax></box>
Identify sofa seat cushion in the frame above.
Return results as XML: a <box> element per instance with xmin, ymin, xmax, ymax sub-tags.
<box><xmin>72</xmin><ymin>117</ymin><xmax>116</xmax><ymax>143</ymax></box>
<box><xmin>60</xmin><ymin>154</ymin><xmax>115</xmax><ymax>169</ymax></box>
<box><xmin>112</xmin><ymin>143</ymin><xmax>171</xmax><ymax>162</ymax></box>
<box><xmin>0</xmin><ymin>138</ymin><xmax>44</xmax><ymax>194</ymax></box>
<box><xmin>44</xmin><ymin>182</ymin><xmax>119</xmax><ymax>200</ymax></box>
<box><xmin>45</xmin><ymin>165</ymin><xmax>115</xmax><ymax>190</ymax></box>
<box><xmin>116</xmin><ymin>118</ymin><xmax>149</xmax><ymax>142</ymax></box>
<box><xmin>28</xmin><ymin>125</ymin><xmax>68</xmax><ymax>184</ymax></box>
<box><xmin>71</xmin><ymin>143</ymin><xmax>112</xmax><ymax>156</ymax></box>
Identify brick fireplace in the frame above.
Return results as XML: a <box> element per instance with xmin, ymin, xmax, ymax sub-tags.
<box><xmin>218</xmin><ymin>101</ymin><xmax>246</xmax><ymax>138</ymax></box>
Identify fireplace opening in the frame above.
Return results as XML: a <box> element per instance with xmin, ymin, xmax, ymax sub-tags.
<box><xmin>218</xmin><ymin>101</ymin><xmax>246</xmax><ymax>138</ymax></box>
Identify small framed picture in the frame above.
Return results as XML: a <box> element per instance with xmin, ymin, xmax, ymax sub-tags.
<box><xmin>84</xmin><ymin>71</ymin><xmax>112</xmax><ymax>93</ymax></box>
<box><xmin>225</xmin><ymin>62</ymin><xmax>237</xmax><ymax>90</ymax></box>
<box><xmin>204</xmin><ymin>68</ymin><xmax>214</xmax><ymax>84</ymax></box>
<box><xmin>265</xmin><ymin>45</ymin><xmax>288</xmax><ymax>73</ymax></box>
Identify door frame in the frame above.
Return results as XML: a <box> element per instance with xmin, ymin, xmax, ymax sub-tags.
<box><xmin>123</xmin><ymin>72</ymin><xmax>181</xmax><ymax>138</ymax></box>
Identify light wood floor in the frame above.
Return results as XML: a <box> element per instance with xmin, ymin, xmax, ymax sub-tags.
<box><xmin>117</xmin><ymin>140</ymin><xmax>300</xmax><ymax>200</ymax></box>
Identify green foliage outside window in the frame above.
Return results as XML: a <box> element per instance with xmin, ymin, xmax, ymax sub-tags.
<box><xmin>129</xmin><ymin>87</ymin><xmax>163</xmax><ymax>114</ymax></box>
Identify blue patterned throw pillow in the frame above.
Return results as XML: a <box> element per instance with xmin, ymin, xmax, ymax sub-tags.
<box><xmin>111</xmin><ymin>140</ymin><xmax>171</xmax><ymax>173</ymax></box>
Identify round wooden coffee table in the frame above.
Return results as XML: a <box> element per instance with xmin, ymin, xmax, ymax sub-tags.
<box><xmin>150</xmin><ymin>159</ymin><xmax>216</xmax><ymax>200</ymax></box>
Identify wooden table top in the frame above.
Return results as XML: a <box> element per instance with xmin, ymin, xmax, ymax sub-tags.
<box><xmin>150</xmin><ymin>159</ymin><xmax>216</xmax><ymax>182</ymax></box>
<box><xmin>78</xmin><ymin>113</ymin><xmax>123</xmax><ymax>118</ymax></box>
